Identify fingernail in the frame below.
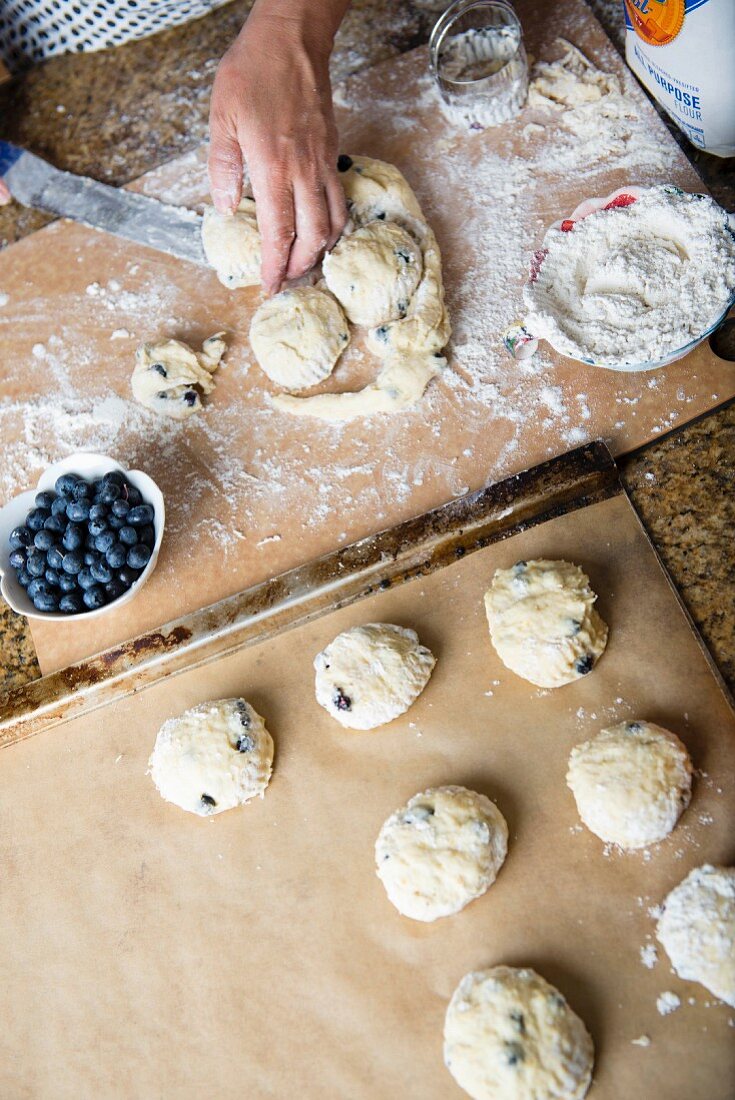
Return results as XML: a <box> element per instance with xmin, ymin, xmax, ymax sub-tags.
<box><xmin>211</xmin><ymin>187</ymin><xmax>236</xmax><ymax>215</ymax></box>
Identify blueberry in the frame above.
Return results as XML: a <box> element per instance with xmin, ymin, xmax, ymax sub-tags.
<box><xmin>59</xmin><ymin>592</ymin><xmax>85</xmax><ymax>614</ymax></box>
<box><xmin>55</xmin><ymin>473</ymin><xmax>80</xmax><ymax>496</ymax></box>
<box><xmin>337</xmin><ymin>154</ymin><xmax>353</xmax><ymax>172</ymax></box>
<box><xmin>46</xmin><ymin>545</ymin><xmax>65</xmax><ymax>571</ymax></box>
<box><xmin>183</xmin><ymin>390</ymin><xmax>197</xmax><ymax>407</ymax></box>
<box><xmin>82</xmin><ymin>586</ymin><xmax>106</xmax><ymax>610</ymax></box>
<box><xmin>58</xmin><ymin>573</ymin><xmax>77</xmax><ymax>593</ymax></box>
<box><xmin>35</xmin><ymin>490</ymin><xmax>56</xmax><ymax>510</ymax></box>
<box><xmin>125</xmin><ymin>486</ymin><xmax>142</xmax><ymax>506</ymax></box>
<box><xmin>95</xmin><ymin>530</ymin><xmax>116</xmax><ymax>553</ymax></box>
<box><xmin>333</xmin><ymin>688</ymin><xmax>352</xmax><ymax>712</ymax></box>
<box><xmin>108</xmin><ymin>514</ymin><xmax>125</xmax><ymax>530</ymax></box>
<box><xmin>97</xmin><ymin>482</ymin><xmax>121</xmax><ymax>504</ymax></box>
<box><xmin>26</xmin><ymin>508</ymin><xmax>50</xmax><ymax>532</ymax></box>
<box><xmin>71</xmin><ymin>479</ymin><xmax>91</xmax><ymax>501</ymax></box>
<box><xmin>151</xmin><ymin>362</ymin><xmax>167</xmax><ymax>377</ymax></box>
<box><xmin>139</xmin><ymin>524</ymin><xmax>155</xmax><ymax>548</ymax></box>
<box><xmin>51</xmin><ymin>495</ymin><xmax>69</xmax><ymax>517</ymax></box>
<box><xmin>43</xmin><ymin>513</ymin><xmax>66</xmax><ymax>534</ymax></box>
<box><xmin>127</xmin><ymin>504</ymin><xmax>154</xmax><ymax>526</ymax></box>
<box><xmin>84</xmin><ymin>531</ymin><xmax>98</xmax><ymax>549</ymax></box>
<box><xmin>8</xmin><ymin>525</ymin><xmax>32</xmax><ymax>550</ymax></box>
<box><xmin>88</xmin><ymin>501</ymin><xmax>106</xmax><ymax>520</ymax></box>
<box><xmin>575</xmin><ymin>654</ymin><xmax>594</xmax><ymax>675</ymax></box>
<box><xmin>66</xmin><ymin>499</ymin><xmax>91</xmax><ymax>522</ymax></box>
<box><xmin>126</xmin><ymin>543</ymin><xmax>151</xmax><ymax>570</ymax></box>
<box><xmin>9</xmin><ymin>547</ymin><xmax>27</xmax><ymax>570</ymax></box>
<box><xmin>105</xmin><ymin>543</ymin><xmax>127</xmax><ymax>569</ymax></box>
<box><xmin>83</xmin><ymin>550</ymin><xmax>101</xmax><ymax>567</ymax></box>
<box><xmin>33</xmin><ymin>591</ymin><xmax>59</xmax><ymax>613</ymax></box>
<box><xmin>61</xmin><ymin>551</ymin><xmax>83</xmax><ymax>575</ymax></box>
<box><xmin>119</xmin><ymin>525</ymin><xmax>138</xmax><ymax>547</ymax></box>
<box><xmin>27</xmin><ymin>577</ymin><xmax>55</xmax><ymax>601</ymax></box>
<box><xmin>105</xmin><ymin>578</ymin><xmax>126</xmax><ymax>601</ymax></box>
<box><xmin>88</xmin><ymin>517</ymin><xmax>108</xmax><ymax>538</ymax></box>
<box><xmin>26</xmin><ymin>550</ymin><xmax>47</xmax><ymax>577</ymax></box>
<box><xmin>33</xmin><ymin>529</ymin><xmax>57</xmax><ymax>552</ymax></box>
<box><xmin>17</xmin><ymin>568</ymin><xmax>32</xmax><ymax>589</ymax></box>
<box><xmin>118</xmin><ymin>565</ymin><xmax>141</xmax><ymax>587</ymax></box>
<box><xmin>102</xmin><ymin>470</ymin><xmax>126</xmax><ymax>488</ymax></box>
<box><xmin>62</xmin><ymin>524</ymin><xmax>84</xmax><ymax>551</ymax></box>
<box><xmin>90</xmin><ymin>559</ymin><xmax>113</xmax><ymax>584</ymax></box>
<box><xmin>77</xmin><ymin>569</ymin><xmax>97</xmax><ymax>591</ymax></box>
<box><xmin>111</xmin><ymin>498</ymin><xmax>130</xmax><ymax>518</ymax></box>
<box><xmin>45</xmin><ymin>568</ymin><xmax>62</xmax><ymax>587</ymax></box>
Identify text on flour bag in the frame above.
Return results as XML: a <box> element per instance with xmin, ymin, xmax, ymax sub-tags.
<box><xmin>624</xmin><ymin>0</ymin><xmax>735</xmax><ymax>157</ymax></box>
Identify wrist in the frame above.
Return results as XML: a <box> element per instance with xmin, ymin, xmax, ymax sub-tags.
<box><xmin>246</xmin><ymin>0</ymin><xmax>346</xmax><ymax>62</ymax></box>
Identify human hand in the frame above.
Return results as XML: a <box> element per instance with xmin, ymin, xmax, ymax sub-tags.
<box><xmin>209</xmin><ymin>0</ymin><xmax>349</xmax><ymax>295</ymax></box>
<box><xmin>0</xmin><ymin>179</ymin><xmax>11</xmax><ymax>204</ymax></box>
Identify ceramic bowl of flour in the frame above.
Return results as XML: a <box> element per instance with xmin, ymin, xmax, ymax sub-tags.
<box><xmin>0</xmin><ymin>452</ymin><xmax>165</xmax><ymax>621</ymax></box>
<box><xmin>520</xmin><ymin>184</ymin><xmax>735</xmax><ymax>372</ymax></box>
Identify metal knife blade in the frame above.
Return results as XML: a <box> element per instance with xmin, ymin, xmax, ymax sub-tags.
<box><xmin>0</xmin><ymin>141</ymin><xmax>208</xmax><ymax>267</ymax></box>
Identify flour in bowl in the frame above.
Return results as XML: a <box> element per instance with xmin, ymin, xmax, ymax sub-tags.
<box><xmin>523</xmin><ymin>186</ymin><xmax>735</xmax><ymax>368</ymax></box>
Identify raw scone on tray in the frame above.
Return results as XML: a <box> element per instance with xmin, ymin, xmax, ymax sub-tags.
<box><xmin>484</xmin><ymin>559</ymin><xmax>608</xmax><ymax>688</ymax></box>
<box><xmin>375</xmin><ymin>785</ymin><xmax>508</xmax><ymax>921</ymax></box>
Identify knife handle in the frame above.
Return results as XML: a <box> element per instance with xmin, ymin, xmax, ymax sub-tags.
<box><xmin>0</xmin><ymin>141</ymin><xmax>23</xmax><ymax>178</ymax></box>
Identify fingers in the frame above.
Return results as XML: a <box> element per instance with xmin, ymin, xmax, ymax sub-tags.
<box><xmin>250</xmin><ymin>169</ymin><xmax>296</xmax><ymax>295</ymax></box>
<box><xmin>325</xmin><ymin>174</ymin><xmax>348</xmax><ymax>249</ymax></box>
<box><xmin>0</xmin><ymin>179</ymin><xmax>11</xmax><ymax>206</ymax></box>
<box><xmin>286</xmin><ymin>179</ymin><xmax>333</xmax><ymax>282</ymax></box>
<box><xmin>208</xmin><ymin>117</ymin><xmax>244</xmax><ymax>215</ymax></box>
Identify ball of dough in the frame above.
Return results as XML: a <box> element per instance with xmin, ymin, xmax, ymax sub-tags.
<box><xmin>249</xmin><ymin>286</ymin><xmax>350</xmax><ymax>391</ymax></box>
<box><xmin>567</xmin><ymin>720</ymin><xmax>692</xmax><ymax>849</ymax></box>
<box><xmin>657</xmin><ymin>864</ymin><xmax>735</xmax><ymax>1007</ymax></box>
<box><xmin>201</xmin><ymin>198</ymin><xmax>261</xmax><ymax>289</ymax></box>
<box><xmin>484</xmin><ymin>559</ymin><xmax>608</xmax><ymax>688</ymax></box>
<box><xmin>444</xmin><ymin>966</ymin><xmax>594</xmax><ymax>1100</ymax></box>
<box><xmin>132</xmin><ymin>333</ymin><xmax>226</xmax><ymax>419</ymax></box>
<box><xmin>313</xmin><ymin>622</ymin><xmax>435</xmax><ymax>730</ymax></box>
<box><xmin>375</xmin><ymin>785</ymin><xmax>508</xmax><ymax>921</ymax></box>
<box><xmin>148</xmin><ymin>698</ymin><xmax>274</xmax><ymax>816</ymax></box>
<box><xmin>323</xmin><ymin>220</ymin><xmax>423</xmax><ymax>326</ymax></box>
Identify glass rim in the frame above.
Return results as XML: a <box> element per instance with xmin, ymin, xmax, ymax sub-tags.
<box><xmin>429</xmin><ymin>0</ymin><xmax>524</xmax><ymax>87</ymax></box>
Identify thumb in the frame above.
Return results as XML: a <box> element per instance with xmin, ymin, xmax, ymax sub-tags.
<box><xmin>207</xmin><ymin>122</ymin><xmax>244</xmax><ymax>215</ymax></box>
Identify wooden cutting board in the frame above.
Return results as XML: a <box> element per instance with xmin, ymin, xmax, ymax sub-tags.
<box><xmin>1</xmin><ymin>0</ymin><xmax>733</xmax><ymax>673</ymax></box>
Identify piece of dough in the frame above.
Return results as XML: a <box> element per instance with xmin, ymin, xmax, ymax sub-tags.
<box><xmin>323</xmin><ymin>220</ymin><xmax>423</xmax><ymax>326</ymax></box>
<box><xmin>132</xmin><ymin>333</ymin><xmax>226</xmax><ymax>419</ymax></box>
<box><xmin>484</xmin><ymin>559</ymin><xmax>608</xmax><ymax>688</ymax></box>
<box><xmin>148</xmin><ymin>698</ymin><xmax>274</xmax><ymax>816</ymax></box>
<box><xmin>272</xmin><ymin>351</ymin><xmax>446</xmax><ymax>420</ymax></box>
<box><xmin>201</xmin><ymin>197</ymin><xmax>261</xmax><ymax>288</ymax></box>
<box><xmin>657</xmin><ymin>864</ymin><xmax>735</xmax><ymax>1008</ymax></box>
<box><xmin>249</xmin><ymin>286</ymin><xmax>349</xmax><ymax>391</ymax></box>
<box><xmin>272</xmin><ymin>154</ymin><xmax>450</xmax><ymax>420</ymax></box>
<box><xmin>313</xmin><ymin>622</ymin><xmax>436</xmax><ymax>730</ymax></box>
<box><xmin>567</xmin><ymin>720</ymin><xmax>692</xmax><ymax>849</ymax></box>
<box><xmin>444</xmin><ymin>966</ymin><xmax>594</xmax><ymax>1100</ymax></box>
<box><xmin>375</xmin><ymin>785</ymin><xmax>508</xmax><ymax>921</ymax></box>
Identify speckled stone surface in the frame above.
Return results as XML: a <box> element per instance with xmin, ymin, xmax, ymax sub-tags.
<box><xmin>0</xmin><ymin>0</ymin><xmax>733</xmax><ymax>695</ymax></box>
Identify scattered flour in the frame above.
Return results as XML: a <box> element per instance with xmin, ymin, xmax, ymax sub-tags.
<box><xmin>631</xmin><ymin>1035</ymin><xmax>651</xmax><ymax>1047</ymax></box>
<box><xmin>640</xmin><ymin>943</ymin><xmax>658</xmax><ymax>969</ymax></box>
<box><xmin>656</xmin><ymin>991</ymin><xmax>681</xmax><ymax>1016</ymax></box>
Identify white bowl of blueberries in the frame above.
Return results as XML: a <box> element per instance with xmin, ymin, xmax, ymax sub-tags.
<box><xmin>0</xmin><ymin>452</ymin><xmax>165</xmax><ymax>620</ymax></box>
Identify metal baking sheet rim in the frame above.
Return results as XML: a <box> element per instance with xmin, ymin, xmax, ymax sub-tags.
<box><xmin>0</xmin><ymin>439</ymin><xmax>720</xmax><ymax>748</ymax></box>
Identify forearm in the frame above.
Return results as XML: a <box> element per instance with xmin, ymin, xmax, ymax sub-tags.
<box><xmin>245</xmin><ymin>0</ymin><xmax>350</xmax><ymax>59</ymax></box>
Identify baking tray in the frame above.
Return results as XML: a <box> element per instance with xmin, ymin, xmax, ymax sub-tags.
<box><xmin>0</xmin><ymin>440</ymin><xmax>733</xmax><ymax>1098</ymax></box>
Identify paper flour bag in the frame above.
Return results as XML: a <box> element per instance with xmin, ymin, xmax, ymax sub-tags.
<box><xmin>624</xmin><ymin>0</ymin><xmax>735</xmax><ymax>157</ymax></box>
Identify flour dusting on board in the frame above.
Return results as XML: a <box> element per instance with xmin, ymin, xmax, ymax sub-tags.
<box><xmin>0</xmin><ymin>29</ymin><xmax>714</xmax><ymax>596</ymax></box>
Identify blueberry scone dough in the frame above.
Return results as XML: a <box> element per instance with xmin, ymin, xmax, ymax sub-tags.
<box><xmin>444</xmin><ymin>967</ymin><xmax>594</xmax><ymax>1100</ymax></box>
<box><xmin>314</xmin><ymin>622</ymin><xmax>436</xmax><ymax>730</ymax></box>
<box><xmin>132</xmin><ymin>333</ymin><xmax>226</xmax><ymax>419</ymax></box>
<box><xmin>484</xmin><ymin>559</ymin><xmax>608</xmax><ymax>688</ymax></box>
<box><xmin>657</xmin><ymin>864</ymin><xmax>735</xmax><ymax>1007</ymax></box>
<box><xmin>323</xmin><ymin>220</ymin><xmax>423</xmax><ymax>326</ymax></box>
<box><xmin>201</xmin><ymin>197</ymin><xmax>261</xmax><ymax>288</ymax></box>
<box><xmin>148</xmin><ymin>698</ymin><xmax>274</xmax><ymax>816</ymax></box>
<box><xmin>567</xmin><ymin>720</ymin><xmax>692</xmax><ymax>849</ymax></box>
<box><xmin>249</xmin><ymin>285</ymin><xmax>349</xmax><ymax>391</ymax></box>
<box><xmin>375</xmin><ymin>786</ymin><xmax>508</xmax><ymax>921</ymax></box>
<box><xmin>273</xmin><ymin>155</ymin><xmax>451</xmax><ymax>419</ymax></box>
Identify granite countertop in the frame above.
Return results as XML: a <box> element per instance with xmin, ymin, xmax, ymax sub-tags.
<box><xmin>0</xmin><ymin>0</ymin><xmax>733</xmax><ymax>694</ymax></box>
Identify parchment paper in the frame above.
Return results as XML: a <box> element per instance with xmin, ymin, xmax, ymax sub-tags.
<box><xmin>1</xmin><ymin>0</ymin><xmax>731</xmax><ymax>672</ymax></box>
<box><xmin>1</xmin><ymin>492</ymin><xmax>733</xmax><ymax>1099</ymax></box>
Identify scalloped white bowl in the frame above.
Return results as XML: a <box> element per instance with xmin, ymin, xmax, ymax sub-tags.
<box><xmin>0</xmin><ymin>452</ymin><xmax>165</xmax><ymax>622</ymax></box>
